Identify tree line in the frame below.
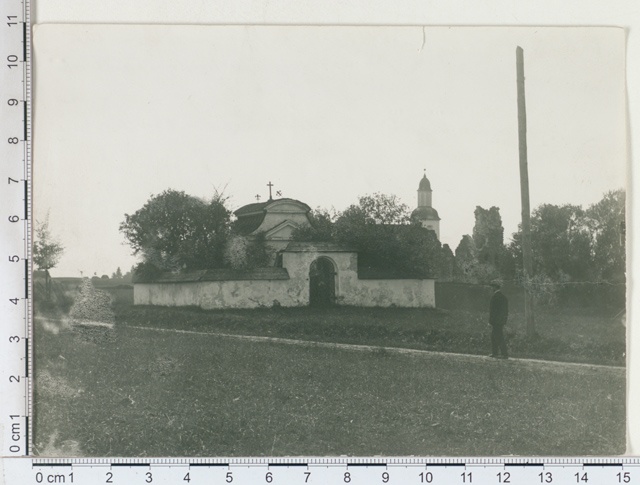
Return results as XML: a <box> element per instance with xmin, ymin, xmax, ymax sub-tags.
<box><xmin>115</xmin><ymin>188</ymin><xmax>625</xmax><ymax>290</ymax></box>
<box><xmin>118</xmin><ymin>190</ymin><xmax>441</xmax><ymax>279</ymax></box>
<box><xmin>292</xmin><ymin>193</ymin><xmax>441</xmax><ymax>278</ymax></box>
<box><xmin>292</xmin><ymin>189</ymin><xmax>625</xmax><ymax>290</ymax></box>
<box><xmin>448</xmin><ymin>189</ymin><xmax>625</xmax><ymax>288</ymax></box>
<box><xmin>34</xmin><ymin>187</ymin><xmax>625</xmax><ymax>294</ymax></box>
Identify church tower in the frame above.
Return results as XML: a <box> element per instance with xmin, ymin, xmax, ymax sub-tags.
<box><xmin>411</xmin><ymin>172</ymin><xmax>441</xmax><ymax>239</ymax></box>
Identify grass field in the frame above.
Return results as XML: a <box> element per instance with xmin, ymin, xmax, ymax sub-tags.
<box><xmin>116</xmin><ymin>305</ymin><xmax>626</xmax><ymax>366</ymax></box>
<box><xmin>34</xmin><ymin>317</ymin><xmax>625</xmax><ymax>457</ymax></box>
<box><xmin>34</xmin><ymin>280</ymin><xmax>626</xmax><ymax>457</ymax></box>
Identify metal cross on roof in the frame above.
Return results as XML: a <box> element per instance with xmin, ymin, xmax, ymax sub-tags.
<box><xmin>276</xmin><ymin>190</ymin><xmax>282</xmax><ymax>197</ymax></box>
<box><xmin>267</xmin><ymin>181</ymin><xmax>274</xmax><ymax>200</ymax></box>
<box><xmin>255</xmin><ymin>194</ymin><xmax>261</xmax><ymax>201</ymax></box>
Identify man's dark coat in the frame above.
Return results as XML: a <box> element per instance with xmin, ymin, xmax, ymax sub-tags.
<box><xmin>489</xmin><ymin>290</ymin><xmax>509</xmax><ymax>327</ymax></box>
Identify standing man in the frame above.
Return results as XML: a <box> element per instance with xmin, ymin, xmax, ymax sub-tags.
<box><xmin>489</xmin><ymin>282</ymin><xmax>509</xmax><ymax>359</ymax></box>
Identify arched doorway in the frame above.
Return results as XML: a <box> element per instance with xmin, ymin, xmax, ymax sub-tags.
<box><xmin>309</xmin><ymin>257</ymin><xmax>336</xmax><ymax>307</ymax></box>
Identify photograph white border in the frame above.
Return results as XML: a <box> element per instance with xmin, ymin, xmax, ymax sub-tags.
<box><xmin>17</xmin><ymin>0</ymin><xmax>640</xmax><ymax>457</ymax></box>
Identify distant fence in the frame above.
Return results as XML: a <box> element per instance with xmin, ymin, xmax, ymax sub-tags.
<box><xmin>435</xmin><ymin>282</ymin><xmax>519</xmax><ymax>313</ymax></box>
<box><xmin>435</xmin><ymin>281</ymin><xmax>625</xmax><ymax>314</ymax></box>
<box><xmin>34</xmin><ymin>275</ymin><xmax>134</xmax><ymax>309</ymax></box>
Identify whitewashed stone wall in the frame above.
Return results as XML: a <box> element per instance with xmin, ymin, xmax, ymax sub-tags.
<box><xmin>134</xmin><ymin>248</ymin><xmax>436</xmax><ymax>309</ymax></box>
<box><xmin>134</xmin><ymin>279</ymin><xmax>302</xmax><ymax>309</ymax></box>
<box><xmin>283</xmin><ymin>250</ymin><xmax>435</xmax><ymax>307</ymax></box>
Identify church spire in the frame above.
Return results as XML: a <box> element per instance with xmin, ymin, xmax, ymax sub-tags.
<box><xmin>412</xmin><ymin>171</ymin><xmax>440</xmax><ymax>239</ymax></box>
<box><xmin>418</xmin><ymin>171</ymin><xmax>432</xmax><ymax>206</ymax></box>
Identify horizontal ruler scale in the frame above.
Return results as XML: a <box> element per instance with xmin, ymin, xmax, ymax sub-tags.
<box><xmin>0</xmin><ymin>458</ymin><xmax>638</xmax><ymax>485</ymax></box>
<box><xmin>0</xmin><ymin>1</ymin><xmax>635</xmax><ymax>484</ymax></box>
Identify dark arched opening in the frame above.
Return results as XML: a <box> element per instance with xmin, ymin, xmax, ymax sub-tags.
<box><xmin>309</xmin><ymin>257</ymin><xmax>336</xmax><ymax>307</ymax></box>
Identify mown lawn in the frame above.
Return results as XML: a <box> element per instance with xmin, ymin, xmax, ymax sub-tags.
<box><xmin>116</xmin><ymin>305</ymin><xmax>626</xmax><ymax>366</ymax></box>
<box><xmin>34</xmin><ymin>319</ymin><xmax>625</xmax><ymax>457</ymax></box>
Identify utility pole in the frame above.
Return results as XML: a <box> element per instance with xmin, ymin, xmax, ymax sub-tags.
<box><xmin>516</xmin><ymin>46</ymin><xmax>536</xmax><ymax>337</ymax></box>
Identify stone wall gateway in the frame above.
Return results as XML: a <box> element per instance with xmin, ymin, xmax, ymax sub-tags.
<box><xmin>134</xmin><ymin>242</ymin><xmax>436</xmax><ymax>309</ymax></box>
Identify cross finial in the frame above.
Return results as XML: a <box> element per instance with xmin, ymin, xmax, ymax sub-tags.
<box><xmin>423</xmin><ymin>168</ymin><xmax>426</xmax><ymax>175</ymax></box>
<box><xmin>255</xmin><ymin>194</ymin><xmax>261</xmax><ymax>201</ymax></box>
<box><xmin>267</xmin><ymin>181</ymin><xmax>274</xmax><ymax>200</ymax></box>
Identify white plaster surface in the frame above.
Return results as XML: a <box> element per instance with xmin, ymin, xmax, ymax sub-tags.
<box><xmin>135</xmin><ymin>248</ymin><xmax>435</xmax><ymax>308</ymax></box>
<box><xmin>135</xmin><ymin>280</ymin><xmax>303</xmax><ymax>309</ymax></box>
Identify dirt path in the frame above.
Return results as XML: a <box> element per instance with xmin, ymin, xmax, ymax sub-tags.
<box><xmin>34</xmin><ymin>316</ymin><xmax>624</xmax><ymax>372</ymax></box>
<box><xmin>125</xmin><ymin>324</ymin><xmax>624</xmax><ymax>373</ymax></box>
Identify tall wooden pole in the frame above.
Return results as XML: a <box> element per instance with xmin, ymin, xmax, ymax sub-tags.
<box><xmin>516</xmin><ymin>46</ymin><xmax>536</xmax><ymax>337</ymax></box>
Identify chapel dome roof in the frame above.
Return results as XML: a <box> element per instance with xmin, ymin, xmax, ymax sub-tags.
<box><xmin>419</xmin><ymin>174</ymin><xmax>432</xmax><ymax>191</ymax></box>
<box><xmin>234</xmin><ymin>198</ymin><xmax>311</xmax><ymax>217</ymax></box>
<box><xmin>411</xmin><ymin>206</ymin><xmax>440</xmax><ymax>221</ymax></box>
<box><xmin>233</xmin><ymin>197</ymin><xmax>312</xmax><ymax>235</ymax></box>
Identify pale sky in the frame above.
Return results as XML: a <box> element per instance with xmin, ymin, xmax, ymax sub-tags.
<box><xmin>33</xmin><ymin>25</ymin><xmax>626</xmax><ymax>277</ymax></box>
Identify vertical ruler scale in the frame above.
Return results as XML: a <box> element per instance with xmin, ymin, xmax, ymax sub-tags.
<box><xmin>24</xmin><ymin>0</ymin><xmax>33</xmax><ymax>456</ymax></box>
<box><xmin>0</xmin><ymin>0</ymin><xmax>31</xmax><ymax>458</ymax></box>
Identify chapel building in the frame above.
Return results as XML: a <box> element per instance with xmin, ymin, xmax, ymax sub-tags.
<box><xmin>134</xmin><ymin>173</ymin><xmax>440</xmax><ymax>310</ymax></box>
<box><xmin>233</xmin><ymin>197</ymin><xmax>312</xmax><ymax>264</ymax></box>
<box><xmin>234</xmin><ymin>172</ymin><xmax>442</xmax><ymax>264</ymax></box>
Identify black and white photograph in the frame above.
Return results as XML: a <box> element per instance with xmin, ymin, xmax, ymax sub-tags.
<box><xmin>31</xmin><ymin>25</ymin><xmax>627</xmax><ymax>456</ymax></box>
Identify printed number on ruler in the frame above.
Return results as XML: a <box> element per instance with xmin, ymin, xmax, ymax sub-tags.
<box><xmin>0</xmin><ymin>461</ymin><xmax>635</xmax><ymax>485</ymax></box>
<box><xmin>1</xmin><ymin>0</ymin><xmax>30</xmax><ymax>458</ymax></box>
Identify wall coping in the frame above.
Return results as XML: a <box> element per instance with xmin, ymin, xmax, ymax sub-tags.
<box><xmin>137</xmin><ymin>268</ymin><xmax>290</xmax><ymax>284</ymax></box>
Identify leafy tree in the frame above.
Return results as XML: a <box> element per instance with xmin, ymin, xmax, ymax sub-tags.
<box><xmin>292</xmin><ymin>208</ymin><xmax>336</xmax><ymax>242</ymax></box>
<box><xmin>121</xmin><ymin>266</ymin><xmax>135</xmax><ymax>284</ymax></box>
<box><xmin>510</xmin><ymin>204</ymin><xmax>592</xmax><ymax>281</ymax></box>
<box><xmin>393</xmin><ymin>224</ymin><xmax>442</xmax><ymax>278</ymax></box>
<box><xmin>246</xmin><ymin>232</ymin><xmax>270</xmax><ymax>268</ymax></box>
<box><xmin>357</xmin><ymin>193</ymin><xmax>411</xmax><ymax>225</ymax></box>
<box><xmin>517</xmin><ymin>271</ymin><xmax>559</xmax><ymax>307</ymax></box>
<box><xmin>135</xmin><ymin>247</ymin><xmax>181</xmax><ymax>280</ymax></box>
<box><xmin>584</xmin><ymin>189</ymin><xmax>625</xmax><ymax>282</ymax></box>
<box><xmin>505</xmin><ymin>192</ymin><xmax>625</xmax><ymax>310</ymax></box>
<box><xmin>334</xmin><ymin>194</ymin><xmax>439</xmax><ymax>278</ymax></box>
<box><xmin>33</xmin><ymin>213</ymin><xmax>65</xmax><ymax>299</ymax></box>
<box><xmin>120</xmin><ymin>189</ymin><xmax>231</xmax><ymax>274</ymax></box>
<box><xmin>224</xmin><ymin>235</ymin><xmax>249</xmax><ymax>269</ymax></box>
<box><xmin>224</xmin><ymin>232</ymin><xmax>271</xmax><ymax>269</ymax></box>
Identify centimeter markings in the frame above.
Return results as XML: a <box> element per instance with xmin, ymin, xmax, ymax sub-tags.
<box><xmin>0</xmin><ymin>458</ymin><xmax>635</xmax><ymax>484</ymax></box>
<box><xmin>1</xmin><ymin>0</ymin><xmax>31</xmax><ymax>458</ymax></box>
<box><xmin>0</xmin><ymin>3</ymin><xmax>634</xmax><ymax>478</ymax></box>
<box><xmin>25</xmin><ymin>457</ymin><xmax>640</xmax><ymax>465</ymax></box>
<box><xmin>24</xmin><ymin>0</ymin><xmax>33</xmax><ymax>457</ymax></box>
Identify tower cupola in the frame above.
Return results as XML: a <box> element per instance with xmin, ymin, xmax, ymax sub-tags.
<box><xmin>411</xmin><ymin>171</ymin><xmax>440</xmax><ymax>239</ymax></box>
<box><xmin>418</xmin><ymin>173</ymin><xmax>432</xmax><ymax>207</ymax></box>
<box><xmin>419</xmin><ymin>173</ymin><xmax>432</xmax><ymax>192</ymax></box>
